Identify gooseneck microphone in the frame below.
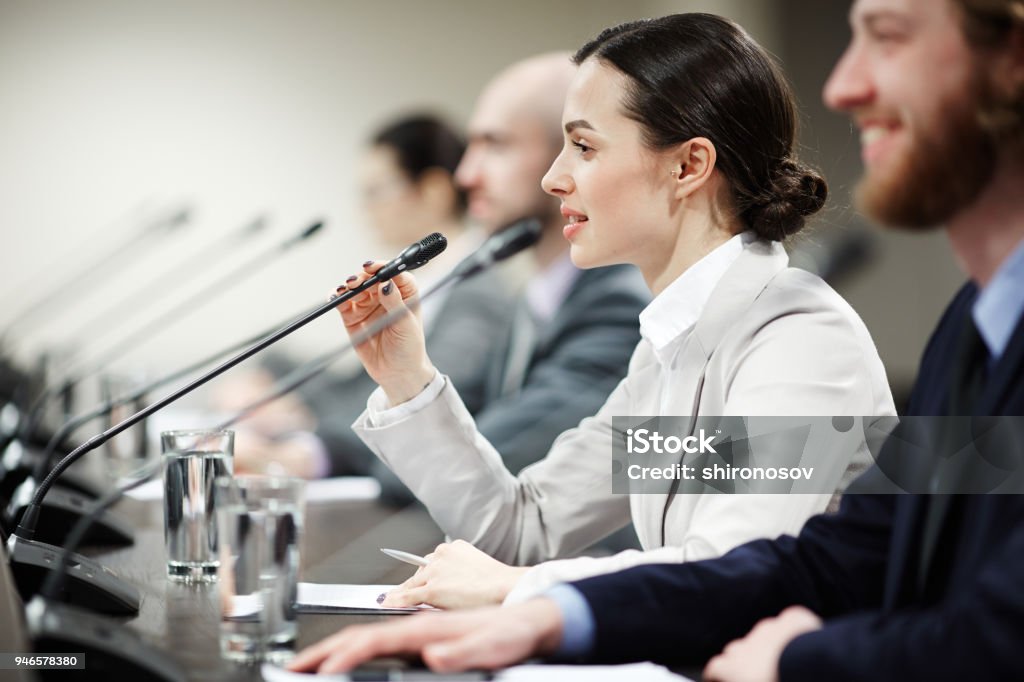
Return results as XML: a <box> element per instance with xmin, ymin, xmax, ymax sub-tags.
<box><xmin>3</xmin><ymin>274</ymin><xmax>379</xmax><ymax>545</ymax></box>
<box><xmin>5</xmin><ymin>232</ymin><xmax>447</xmax><ymax>614</ymax></box>
<box><xmin>218</xmin><ymin>219</ymin><xmax>542</xmax><ymax>431</ymax></box>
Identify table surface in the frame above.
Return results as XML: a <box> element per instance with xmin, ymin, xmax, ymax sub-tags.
<box><xmin>84</xmin><ymin>494</ymin><xmax>445</xmax><ymax>681</ymax></box>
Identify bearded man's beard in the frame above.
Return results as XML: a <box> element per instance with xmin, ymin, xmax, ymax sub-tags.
<box><xmin>856</xmin><ymin>76</ymin><xmax>997</xmax><ymax>231</ymax></box>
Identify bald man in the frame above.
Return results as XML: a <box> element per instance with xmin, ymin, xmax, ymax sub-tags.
<box><xmin>455</xmin><ymin>53</ymin><xmax>581</xmax><ymax>269</ymax></box>
<box><xmin>368</xmin><ymin>53</ymin><xmax>650</xmax><ymax>504</ymax></box>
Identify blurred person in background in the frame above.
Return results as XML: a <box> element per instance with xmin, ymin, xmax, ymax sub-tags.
<box><xmin>214</xmin><ymin>114</ymin><xmax>515</xmax><ymax>495</ymax></box>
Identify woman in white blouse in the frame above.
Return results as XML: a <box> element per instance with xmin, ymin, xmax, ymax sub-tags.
<box><xmin>332</xmin><ymin>13</ymin><xmax>895</xmax><ymax>610</ymax></box>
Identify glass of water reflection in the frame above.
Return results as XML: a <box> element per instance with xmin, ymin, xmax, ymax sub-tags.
<box><xmin>215</xmin><ymin>475</ymin><xmax>305</xmax><ymax>664</ymax></box>
<box><xmin>162</xmin><ymin>429</ymin><xmax>234</xmax><ymax>583</ymax></box>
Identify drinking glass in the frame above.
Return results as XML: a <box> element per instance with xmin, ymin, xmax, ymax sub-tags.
<box><xmin>162</xmin><ymin>429</ymin><xmax>234</xmax><ymax>583</ymax></box>
<box><xmin>215</xmin><ymin>475</ymin><xmax>304</xmax><ymax>663</ymax></box>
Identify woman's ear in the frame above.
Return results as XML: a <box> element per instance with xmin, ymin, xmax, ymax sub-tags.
<box><xmin>669</xmin><ymin>137</ymin><xmax>717</xmax><ymax>199</ymax></box>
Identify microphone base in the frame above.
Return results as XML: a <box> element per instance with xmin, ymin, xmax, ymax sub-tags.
<box><xmin>27</xmin><ymin>597</ymin><xmax>186</xmax><ymax>682</ymax></box>
<box><xmin>4</xmin><ymin>484</ymin><xmax>134</xmax><ymax>547</ymax></box>
<box><xmin>6</xmin><ymin>535</ymin><xmax>140</xmax><ymax>615</ymax></box>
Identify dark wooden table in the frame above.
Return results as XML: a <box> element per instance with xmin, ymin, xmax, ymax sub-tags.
<box><xmin>85</xmin><ymin>494</ymin><xmax>445</xmax><ymax>681</ymax></box>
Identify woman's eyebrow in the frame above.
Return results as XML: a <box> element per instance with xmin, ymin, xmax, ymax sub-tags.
<box><xmin>565</xmin><ymin>119</ymin><xmax>595</xmax><ymax>134</ymax></box>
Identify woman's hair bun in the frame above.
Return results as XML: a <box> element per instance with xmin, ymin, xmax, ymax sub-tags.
<box><xmin>743</xmin><ymin>159</ymin><xmax>828</xmax><ymax>241</ymax></box>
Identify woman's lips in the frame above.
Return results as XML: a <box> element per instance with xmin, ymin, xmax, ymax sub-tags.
<box><xmin>563</xmin><ymin>215</ymin><xmax>588</xmax><ymax>240</ymax></box>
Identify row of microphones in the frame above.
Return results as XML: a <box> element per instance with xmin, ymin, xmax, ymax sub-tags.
<box><xmin>0</xmin><ymin>205</ymin><xmax>191</xmax><ymax>448</ymax></box>
<box><xmin>4</xmin><ymin>229</ymin><xmax>449</xmax><ymax>615</ymax></box>
<box><xmin>4</xmin><ymin>232</ymin><xmax>390</xmax><ymax>548</ymax></box>
<box><xmin>0</xmin><ymin>218</ymin><xmax>327</xmax><ymax>551</ymax></box>
<box><xmin>4</xmin><ymin>217</ymin><xmax>326</xmax><ymax>485</ymax></box>
<box><xmin>4</xmin><ymin>218</ymin><xmax>539</xmax><ymax>620</ymax></box>
<box><xmin>0</xmin><ymin>214</ymin><xmax>269</xmax><ymax>494</ymax></box>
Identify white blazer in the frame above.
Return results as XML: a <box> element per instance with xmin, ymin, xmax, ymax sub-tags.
<box><xmin>354</xmin><ymin>239</ymin><xmax>896</xmax><ymax>602</ymax></box>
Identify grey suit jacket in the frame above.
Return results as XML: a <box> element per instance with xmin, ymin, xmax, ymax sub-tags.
<box><xmin>355</xmin><ymin>239</ymin><xmax>896</xmax><ymax>575</ymax></box>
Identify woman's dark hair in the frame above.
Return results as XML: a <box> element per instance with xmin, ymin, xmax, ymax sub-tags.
<box><xmin>371</xmin><ymin>114</ymin><xmax>468</xmax><ymax>211</ymax></box>
<box><xmin>574</xmin><ymin>13</ymin><xmax>827</xmax><ymax>240</ymax></box>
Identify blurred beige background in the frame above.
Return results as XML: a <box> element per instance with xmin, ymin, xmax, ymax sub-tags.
<box><xmin>0</xmin><ymin>0</ymin><xmax>963</xmax><ymax>407</ymax></box>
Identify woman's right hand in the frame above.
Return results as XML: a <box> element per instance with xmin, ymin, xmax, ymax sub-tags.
<box><xmin>333</xmin><ymin>260</ymin><xmax>437</xmax><ymax>406</ymax></box>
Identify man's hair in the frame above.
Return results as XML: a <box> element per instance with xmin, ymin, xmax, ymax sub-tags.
<box><xmin>953</xmin><ymin>0</ymin><xmax>1024</xmax><ymax>145</ymax></box>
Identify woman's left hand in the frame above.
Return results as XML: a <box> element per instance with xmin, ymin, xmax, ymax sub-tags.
<box><xmin>381</xmin><ymin>540</ymin><xmax>529</xmax><ymax>610</ymax></box>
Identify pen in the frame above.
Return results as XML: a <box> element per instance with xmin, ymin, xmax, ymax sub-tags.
<box><xmin>380</xmin><ymin>548</ymin><xmax>430</xmax><ymax>568</ymax></box>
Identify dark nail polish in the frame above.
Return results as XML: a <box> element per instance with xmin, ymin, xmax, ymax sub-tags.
<box><xmin>376</xmin><ymin>592</ymin><xmax>386</xmax><ymax>604</ymax></box>
<box><xmin>346</xmin><ymin>275</ymin><xmax>358</xmax><ymax>283</ymax></box>
<box><xmin>382</xmin><ymin>282</ymin><xmax>393</xmax><ymax>296</ymax></box>
<box><xmin>363</xmin><ymin>260</ymin><xmax>374</xmax><ymax>267</ymax></box>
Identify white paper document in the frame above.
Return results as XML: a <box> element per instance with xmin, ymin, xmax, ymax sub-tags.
<box><xmin>124</xmin><ymin>475</ymin><xmax>381</xmax><ymax>502</ymax></box>
<box><xmin>296</xmin><ymin>583</ymin><xmax>435</xmax><ymax>614</ymax></box>
<box><xmin>304</xmin><ymin>476</ymin><xmax>381</xmax><ymax>503</ymax></box>
<box><xmin>261</xmin><ymin>662</ymin><xmax>693</xmax><ymax>681</ymax></box>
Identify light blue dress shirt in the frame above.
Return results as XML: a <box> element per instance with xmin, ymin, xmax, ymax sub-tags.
<box><xmin>973</xmin><ymin>237</ymin><xmax>1024</xmax><ymax>364</ymax></box>
<box><xmin>549</xmin><ymin>237</ymin><xmax>1024</xmax><ymax>660</ymax></box>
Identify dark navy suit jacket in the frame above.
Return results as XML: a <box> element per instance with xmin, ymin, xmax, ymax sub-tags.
<box><xmin>571</xmin><ymin>282</ymin><xmax>1024</xmax><ymax>680</ymax></box>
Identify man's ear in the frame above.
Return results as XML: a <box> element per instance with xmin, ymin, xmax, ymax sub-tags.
<box><xmin>669</xmin><ymin>137</ymin><xmax>718</xmax><ymax>200</ymax></box>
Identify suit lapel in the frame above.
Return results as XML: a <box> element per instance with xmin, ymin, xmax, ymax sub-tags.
<box><xmin>656</xmin><ymin>240</ymin><xmax>790</xmax><ymax>544</ymax></box>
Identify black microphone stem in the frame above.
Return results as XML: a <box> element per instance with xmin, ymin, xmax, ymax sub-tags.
<box><xmin>16</xmin><ymin>232</ymin><xmax>446</xmax><ymax>539</ymax></box>
<box><xmin>215</xmin><ymin>218</ymin><xmax>542</xmax><ymax>431</ymax></box>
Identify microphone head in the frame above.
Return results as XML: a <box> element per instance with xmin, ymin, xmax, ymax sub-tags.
<box><xmin>299</xmin><ymin>220</ymin><xmax>326</xmax><ymax>241</ymax></box>
<box><xmin>376</xmin><ymin>232</ymin><xmax>447</xmax><ymax>280</ymax></box>
<box><xmin>281</xmin><ymin>220</ymin><xmax>326</xmax><ymax>250</ymax></box>
<box><xmin>492</xmin><ymin>218</ymin><xmax>542</xmax><ymax>262</ymax></box>
<box><xmin>418</xmin><ymin>232</ymin><xmax>448</xmax><ymax>259</ymax></box>
<box><xmin>407</xmin><ymin>232</ymin><xmax>448</xmax><ymax>271</ymax></box>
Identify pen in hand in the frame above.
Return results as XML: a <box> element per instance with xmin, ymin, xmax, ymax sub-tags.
<box><xmin>380</xmin><ymin>547</ymin><xmax>430</xmax><ymax>567</ymax></box>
